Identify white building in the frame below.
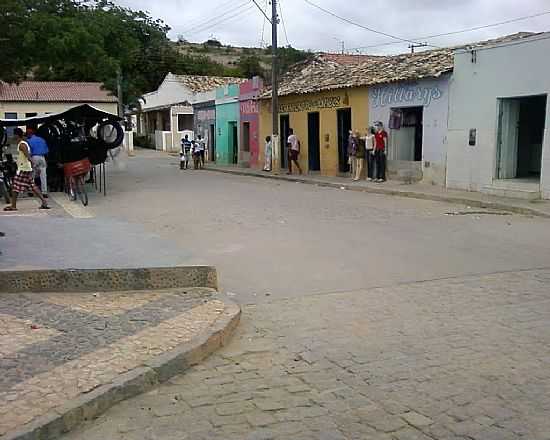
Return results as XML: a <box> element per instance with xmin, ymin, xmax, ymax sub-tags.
<box><xmin>447</xmin><ymin>33</ymin><xmax>550</xmax><ymax>200</ymax></box>
<box><xmin>136</xmin><ymin>72</ymin><xmax>245</xmax><ymax>152</ymax></box>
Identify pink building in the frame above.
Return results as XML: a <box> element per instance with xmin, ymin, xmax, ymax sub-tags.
<box><xmin>239</xmin><ymin>77</ymin><xmax>263</xmax><ymax>168</ymax></box>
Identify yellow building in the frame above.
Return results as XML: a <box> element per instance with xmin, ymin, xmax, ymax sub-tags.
<box><xmin>259</xmin><ymin>54</ymin><xmax>373</xmax><ymax>177</ymax></box>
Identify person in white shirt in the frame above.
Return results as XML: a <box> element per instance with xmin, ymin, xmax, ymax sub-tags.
<box><xmin>364</xmin><ymin>127</ymin><xmax>376</xmax><ymax>181</ymax></box>
<box><xmin>287</xmin><ymin>128</ymin><xmax>302</xmax><ymax>175</ymax></box>
<box><xmin>263</xmin><ymin>136</ymin><xmax>272</xmax><ymax>171</ymax></box>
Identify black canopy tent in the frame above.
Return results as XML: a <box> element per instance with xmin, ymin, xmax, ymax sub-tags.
<box><xmin>0</xmin><ymin>104</ymin><xmax>123</xmax><ymax>197</ymax></box>
<box><xmin>0</xmin><ymin>104</ymin><xmax>121</xmax><ymax>126</ymax></box>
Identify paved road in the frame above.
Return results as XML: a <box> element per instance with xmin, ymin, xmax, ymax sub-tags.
<box><xmin>79</xmin><ymin>150</ymin><xmax>550</xmax><ymax>305</ymax></box>
<box><xmin>8</xmin><ymin>150</ymin><xmax>550</xmax><ymax>440</ymax></box>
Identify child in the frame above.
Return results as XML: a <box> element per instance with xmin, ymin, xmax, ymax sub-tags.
<box><xmin>179</xmin><ymin>152</ymin><xmax>186</xmax><ymax>170</ymax></box>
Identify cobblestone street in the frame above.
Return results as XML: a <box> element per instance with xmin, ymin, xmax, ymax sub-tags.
<box><xmin>4</xmin><ymin>150</ymin><xmax>550</xmax><ymax>439</ymax></box>
<box><xmin>65</xmin><ymin>269</ymin><xmax>550</xmax><ymax>440</ymax></box>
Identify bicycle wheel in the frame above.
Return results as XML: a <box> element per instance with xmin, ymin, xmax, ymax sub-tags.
<box><xmin>74</xmin><ymin>176</ymin><xmax>88</xmax><ymax>206</ymax></box>
<box><xmin>65</xmin><ymin>177</ymin><xmax>77</xmax><ymax>201</ymax></box>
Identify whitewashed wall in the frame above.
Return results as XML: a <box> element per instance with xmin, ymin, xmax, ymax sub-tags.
<box><xmin>369</xmin><ymin>75</ymin><xmax>450</xmax><ymax>185</ymax></box>
<box><xmin>446</xmin><ymin>34</ymin><xmax>550</xmax><ymax>198</ymax></box>
<box><xmin>140</xmin><ymin>73</ymin><xmax>194</xmax><ymax>110</ymax></box>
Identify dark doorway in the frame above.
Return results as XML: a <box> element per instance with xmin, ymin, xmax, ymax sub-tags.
<box><xmin>308</xmin><ymin>112</ymin><xmax>321</xmax><ymax>172</ymax></box>
<box><xmin>497</xmin><ymin>95</ymin><xmax>547</xmax><ymax>180</ymax></box>
<box><xmin>337</xmin><ymin>108</ymin><xmax>352</xmax><ymax>173</ymax></box>
<box><xmin>231</xmin><ymin>122</ymin><xmax>238</xmax><ymax>164</ymax></box>
<box><xmin>280</xmin><ymin>114</ymin><xmax>290</xmax><ymax>169</ymax></box>
<box><xmin>209</xmin><ymin>124</ymin><xmax>216</xmax><ymax>162</ymax></box>
<box><xmin>242</xmin><ymin>122</ymin><xmax>251</xmax><ymax>152</ymax></box>
<box><xmin>390</xmin><ymin>107</ymin><xmax>423</xmax><ymax>161</ymax></box>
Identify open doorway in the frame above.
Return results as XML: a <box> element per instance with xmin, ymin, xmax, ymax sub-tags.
<box><xmin>228</xmin><ymin>122</ymin><xmax>238</xmax><ymax>164</ymax></box>
<box><xmin>242</xmin><ymin>122</ymin><xmax>250</xmax><ymax>153</ymax></box>
<box><xmin>280</xmin><ymin>114</ymin><xmax>290</xmax><ymax>169</ymax></box>
<box><xmin>209</xmin><ymin>124</ymin><xmax>216</xmax><ymax>162</ymax></box>
<box><xmin>497</xmin><ymin>95</ymin><xmax>546</xmax><ymax>180</ymax></box>
<box><xmin>337</xmin><ymin>108</ymin><xmax>352</xmax><ymax>173</ymax></box>
<box><xmin>308</xmin><ymin>112</ymin><xmax>320</xmax><ymax>172</ymax></box>
<box><xmin>388</xmin><ymin>107</ymin><xmax>423</xmax><ymax>161</ymax></box>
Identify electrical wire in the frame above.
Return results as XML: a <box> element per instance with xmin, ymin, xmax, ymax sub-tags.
<box><xmin>279</xmin><ymin>0</ymin><xmax>290</xmax><ymax>46</ymax></box>
<box><xmin>188</xmin><ymin>5</ymin><xmax>256</xmax><ymax>37</ymax></box>
<box><xmin>302</xmin><ymin>0</ymin><xmax>436</xmax><ymax>47</ymax></box>
<box><xmin>181</xmin><ymin>1</ymin><xmax>251</xmax><ymax>35</ymax></box>
<box><xmin>348</xmin><ymin>10</ymin><xmax>550</xmax><ymax>51</ymax></box>
<box><xmin>251</xmin><ymin>0</ymin><xmax>272</xmax><ymax>23</ymax></box>
<box><xmin>179</xmin><ymin>0</ymin><xmax>245</xmax><ymax>33</ymax></box>
<box><xmin>260</xmin><ymin>0</ymin><xmax>268</xmax><ymax>47</ymax></box>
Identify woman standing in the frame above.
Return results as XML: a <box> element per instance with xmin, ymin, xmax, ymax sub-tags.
<box><xmin>4</xmin><ymin>128</ymin><xmax>49</xmax><ymax>211</ymax></box>
<box><xmin>353</xmin><ymin>131</ymin><xmax>365</xmax><ymax>181</ymax></box>
<box><xmin>365</xmin><ymin>127</ymin><xmax>376</xmax><ymax>181</ymax></box>
<box><xmin>374</xmin><ymin>123</ymin><xmax>388</xmax><ymax>182</ymax></box>
<box><xmin>263</xmin><ymin>136</ymin><xmax>272</xmax><ymax>171</ymax></box>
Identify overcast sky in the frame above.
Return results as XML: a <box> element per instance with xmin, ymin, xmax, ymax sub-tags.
<box><xmin>114</xmin><ymin>0</ymin><xmax>550</xmax><ymax>54</ymax></box>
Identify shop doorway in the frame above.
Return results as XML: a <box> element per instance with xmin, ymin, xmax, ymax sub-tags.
<box><xmin>337</xmin><ymin>108</ymin><xmax>351</xmax><ymax>173</ymax></box>
<box><xmin>229</xmin><ymin>122</ymin><xmax>238</xmax><ymax>164</ymax></box>
<box><xmin>209</xmin><ymin>124</ymin><xmax>216</xmax><ymax>162</ymax></box>
<box><xmin>308</xmin><ymin>112</ymin><xmax>321</xmax><ymax>172</ymax></box>
<box><xmin>388</xmin><ymin>107</ymin><xmax>423</xmax><ymax>161</ymax></box>
<box><xmin>497</xmin><ymin>95</ymin><xmax>546</xmax><ymax>180</ymax></box>
<box><xmin>242</xmin><ymin>122</ymin><xmax>251</xmax><ymax>153</ymax></box>
<box><xmin>280</xmin><ymin>114</ymin><xmax>290</xmax><ymax>169</ymax></box>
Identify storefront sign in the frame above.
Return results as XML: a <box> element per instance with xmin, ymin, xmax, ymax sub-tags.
<box><xmin>196</xmin><ymin>109</ymin><xmax>215</xmax><ymax>122</ymax></box>
<box><xmin>279</xmin><ymin>96</ymin><xmax>342</xmax><ymax>113</ymax></box>
<box><xmin>371</xmin><ymin>85</ymin><xmax>443</xmax><ymax>108</ymax></box>
<box><xmin>240</xmin><ymin>100</ymin><xmax>259</xmax><ymax>115</ymax></box>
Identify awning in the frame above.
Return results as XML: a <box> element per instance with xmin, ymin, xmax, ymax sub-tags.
<box><xmin>0</xmin><ymin>104</ymin><xmax>121</xmax><ymax>127</ymax></box>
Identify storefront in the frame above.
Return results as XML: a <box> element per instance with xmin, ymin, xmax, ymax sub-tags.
<box><xmin>193</xmin><ymin>101</ymin><xmax>216</xmax><ymax>162</ymax></box>
<box><xmin>239</xmin><ymin>77</ymin><xmax>263</xmax><ymax>168</ymax></box>
<box><xmin>447</xmin><ymin>33</ymin><xmax>550</xmax><ymax>199</ymax></box>
<box><xmin>369</xmin><ymin>76</ymin><xmax>451</xmax><ymax>185</ymax></box>
<box><xmin>259</xmin><ymin>88</ymin><xmax>369</xmax><ymax>176</ymax></box>
<box><xmin>215</xmin><ymin>84</ymin><xmax>241</xmax><ymax>165</ymax></box>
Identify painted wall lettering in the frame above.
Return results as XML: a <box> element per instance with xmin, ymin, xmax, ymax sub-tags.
<box><xmin>197</xmin><ymin>109</ymin><xmax>215</xmax><ymax>121</ymax></box>
<box><xmin>371</xmin><ymin>85</ymin><xmax>443</xmax><ymax>108</ymax></box>
<box><xmin>279</xmin><ymin>96</ymin><xmax>342</xmax><ymax>113</ymax></box>
<box><xmin>240</xmin><ymin>100</ymin><xmax>259</xmax><ymax>115</ymax></box>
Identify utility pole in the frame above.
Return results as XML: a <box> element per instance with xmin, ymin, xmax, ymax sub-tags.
<box><xmin>271</xmin><ymin>0</ymin><xmax>280</xmax><ymax>173</ymax></box>
<box><xmin>116</xmin><ymin>67</ymin><xmax>124</xmax><ymax>119</ymax></box>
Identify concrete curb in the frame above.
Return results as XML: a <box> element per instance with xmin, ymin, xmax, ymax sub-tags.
<box><xmin>205</xmin><ymin>167</ymin><xmax>550</xmax><ymax>219</ymax></box>
<box><xmin>2</xmin><ymin>297</ymin><xmax>241</xmax><ymax>440</ymax></box>
<box><xmin>0</xmin><ymin>266</ymin><xmax>218</xmax><ymax>294</ymax></box>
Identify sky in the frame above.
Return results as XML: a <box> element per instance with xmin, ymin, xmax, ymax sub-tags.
<box><xmin>114</xmin><ymin>0</ymin><xmax>550</xmax><ymax>54</ymax></box>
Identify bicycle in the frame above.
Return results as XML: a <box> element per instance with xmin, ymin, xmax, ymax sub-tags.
<box><xmin>63</xmin><ymin>158</ymin><xmax>91</xmax><ymax>206</ymax></box>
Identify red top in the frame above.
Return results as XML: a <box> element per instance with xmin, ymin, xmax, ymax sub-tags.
<box><xmin>375</xmin><ymin>130</ymin><xmax>388</xmax><ymax>150</ymax></box>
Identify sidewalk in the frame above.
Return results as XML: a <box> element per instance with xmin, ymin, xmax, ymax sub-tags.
<box><xmin>206</xmin><ymin>165</ymin><xmax>550</xmax><ymax>218</ymax></box>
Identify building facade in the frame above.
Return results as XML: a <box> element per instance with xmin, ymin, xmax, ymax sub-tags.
<box><xmin>259</xmin><ymin>88</ymin><xmax>369</xmax><ymax>176</ymax></box>
<box><xmin>239</xmin><ymin>77</ymin><xmax>263</xmax><ymax>167</ymax></box>
<box><xmin>446</xmin><ymin>33</ymin><xmax>550</xmax><ymax>199</ymax></box>
<box><xmin>137</xmin><ymin>73</ymin><xmax>245</xmax><ymax>152</ymax></box>
<box><xmin>193</xmin><ymin>101</ymin><xmax>216</xmax><ymax>161</ymax></box>
<box><xmin>215</xmin><ymin>84</ymin><xmax>241</xmax><ymax>165</ymax></box>
<box><xmin>0</xmin><ymin>81</ymin><xmax>118</xmax><ymax>128</ymax></box>
<box><xmin>369</xmin><ymin>75</ymin><xmax>451</xmax><ymax>185</ymax></box>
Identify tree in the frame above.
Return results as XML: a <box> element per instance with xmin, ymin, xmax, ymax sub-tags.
<box><xmin>237</xmin><ymin>55</ymin><xmax>265</xmax><ymax>79</ymax></box>
<box><xmin>0</xmin><ymin>0</ymin><xmax>32</xmax><ymax>83</ymax></box>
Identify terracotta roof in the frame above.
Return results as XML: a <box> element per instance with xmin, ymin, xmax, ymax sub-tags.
<box><xmin>171</xmin><ymin>74</ymin><xmax>247</xmax><ymax>93</ymax></box>
<box><xmin>0</xmin><ymin>81</ymin><xmax>117</xmax><ymax>103</ymax></box>
<box><xmin>263</xmin><ymin>32</ymin><xmax>538</xmax><ymax>98</ymax></box>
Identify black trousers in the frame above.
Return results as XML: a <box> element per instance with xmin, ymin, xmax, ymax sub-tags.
<box><xmin>366</xmin><ymin>151</ymin><xmax>375</xmax><ymax>179</ymax></box>
<box><xmin>374</xmin><ymin>150</ymin><xmax>386</xmax><ymax>180</ymax></box>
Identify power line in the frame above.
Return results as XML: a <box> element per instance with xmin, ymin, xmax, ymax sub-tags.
<box><xmin>279</xmin><ymin>0</ymin><xmax>290</xmax><ymax>46</ymax></box>
<box><xmin>191</xmin><ymin>6</ymin><xmax>256</xmax><ymax>37</ymax></box>
<box><xmin>181</xmin><ymin>1</ymin><xmax>251</xmax><ymax>35</ymax></box>
<box><xmin>349</xmin><ymin>10</ymin><xmax>550</xmax><ymax>51</ymax></box>
<box><xmin>302</xmin><ymin>0</ymin><xmax>437</xmax><ymax>48</ymax></box>
<box><xmin>251</xmin><ymin>0</ymin><xmax>272</xmax><ymax>23</ymax></box>
<box><xmin>260</xmin><ymin>0</ymin><xmax>268</xmax><ymax>47</ymax></box>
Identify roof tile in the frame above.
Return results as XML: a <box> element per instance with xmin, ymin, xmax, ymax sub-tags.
<box><xmin>0</xmin><ymin>81</ymin><xmax>117</xmax><ymax>103</ymax></box>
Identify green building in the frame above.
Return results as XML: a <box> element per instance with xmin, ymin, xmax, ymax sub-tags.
<box><xmin>215</xmin><ymin>84</ymin><xmax>241</xmax><ymax>165</ymax></box>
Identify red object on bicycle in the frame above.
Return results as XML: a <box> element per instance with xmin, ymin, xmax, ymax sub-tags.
<box><xmin>64</xmin><ymin>159</ymin><xmax>91</xmax><ymax>177</ymax></box>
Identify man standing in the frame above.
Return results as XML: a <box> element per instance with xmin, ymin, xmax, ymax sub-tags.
<box><xmin>181</xmin><ymin>135</ymin><xmax>192</xmax><ymax>170</ymax></box>
<box><xmin>374</xmin><ymin>122</ymin><xmax>388</xmax><ymax>182</ymax></box>
<box><xmin>4</xmin><ymin>128</ymin><xmax>49</xmax><ymax>211</ymax></box>
<box><xmin>26</xmin><ymin>126</ymin><xmax>49</xmax><ymax>197</ymax></box>
<box><xmin>287</xmin><ymin>128</ymin><xmax>302</xmax><ymax>175</ymax></box>
<box><xmin>197</xmin><ymin>135</ymin><xmax>206</xmax><ymax>168</ymax></box>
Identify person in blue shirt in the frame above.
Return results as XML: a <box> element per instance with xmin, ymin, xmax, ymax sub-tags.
<box><xmin>26</xmin><ymin>126</ymin><xmax>49</xmax><ymax>197</ymax></box>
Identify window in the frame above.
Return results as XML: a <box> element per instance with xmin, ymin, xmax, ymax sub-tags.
<box><xmin>25</xmin><ymin>112</ymin><xmax>37</xmax><ymax>118</ymax></box>
<box><xmin>177</xmin><ymin>114</ymin><xmax>193</xmax><ymax>132</ymax></box>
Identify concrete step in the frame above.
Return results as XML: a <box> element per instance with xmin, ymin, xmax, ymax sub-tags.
<box><xmin>481</xmin><ymin>185</ymin><xmax>541</xmax><ymax>200</ymax></box>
